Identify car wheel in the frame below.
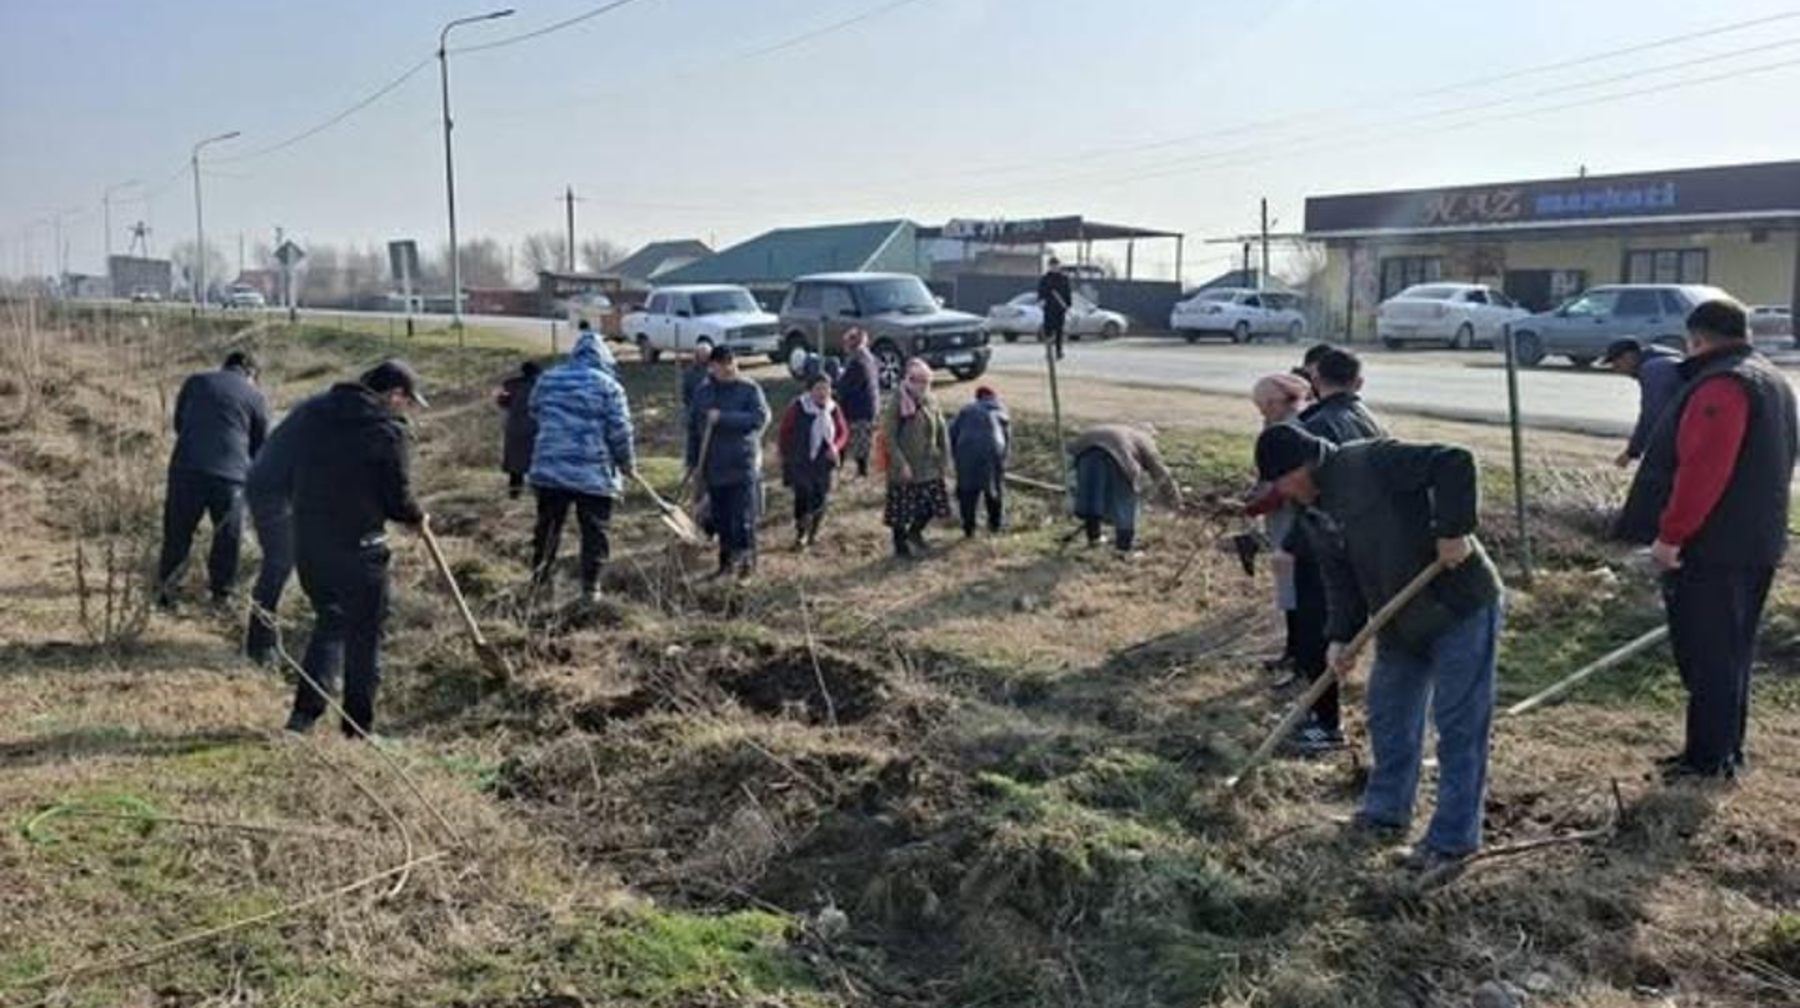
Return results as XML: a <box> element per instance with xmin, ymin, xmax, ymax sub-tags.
<box><xmin>1232</xmin><ymin>321</ymin><xmax>1250</xmax><ymax>344</ymax></box>
<box><xmin>1512</xmin><ymin>332</ymin><xmax>1545</xmax><ymax>367</ymax></box>
<box><xmin>1183</xmin><ymin>331</ymin><xmax>1200</xmax><ymax>345</ymax></box>
<box><xmin>1569</xmin><ymin>355</ymin><xmax>1595</xmax><ymax>369</ymax></box>
<box><xmin>872</xmin><ymin>341</ymin><xmax>905</xmax><ymax>390</ymax></box>
<box><xmin>781</xmin><ymin>333</ymin><xmax>811</xmax><ymax>378</ymax></box>
<box><xmin>1285</xmin><ymin>321</ymin><xmax>1302</xmax><ymax>345</ymax></box>
<box><xmin>1002</xmin><ymin>332</ymin><xmax>1019</xmax><ymax>344</ymax></box>
<box><xmin>1102</xmin><ymin>321</ymin><xmax>1122</xmax><ymax>340</ymax></box>
<box><xmin>1382</xmin><ymin>337</ymin><xmax>1402</xmax><ymax>351</ymax></box>
<box><xmin>636</xmin><ymin>335</ymin><xmax>660</xmax><ymax>364</ymax></box>
<box><xmin>1452</xmin><ymin>323</ymin><xmax>1474</xmax><ymax>350</ymax></box>
<box><xmin>949</xmin><ymin>359</ymin><xmax>988</xmax><ymax>382</ymax></box>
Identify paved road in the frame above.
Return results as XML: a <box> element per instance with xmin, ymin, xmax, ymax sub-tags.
<box><xmin>988</xmin><ymin>337</ymin><xmax>1800</xmax><ymax>437</ymax></box>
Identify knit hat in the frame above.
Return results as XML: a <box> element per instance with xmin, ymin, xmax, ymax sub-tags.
<box><xmin>974</xmin><ymin>384</ymin><xmax>998</xmax><ymax>400</ymax></box>
<box><xmin>361</xmin><ymin>359</ymin><xmax>428</xmax><ymax>408</ymax></box>
<box><xmin>1255</xmin><ymin>422</ymin><xmax>1327</xmax><ymax>482</ymax></box>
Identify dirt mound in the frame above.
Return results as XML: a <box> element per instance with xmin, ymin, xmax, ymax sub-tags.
<box><xmin>717</xmin><ymin>646</ymin><xmax>888</xmax><ymax>725</ymax></box>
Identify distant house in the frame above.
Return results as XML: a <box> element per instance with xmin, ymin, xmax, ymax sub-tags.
<box><xmin>610</xmin><ymin>239</ymin><xmax>713</xmax><ymax>288</ymax></box>
<box><xmin>656</xmin><ymin>220</ymin><xmax>924</xmax><ymax>305</ymax></box>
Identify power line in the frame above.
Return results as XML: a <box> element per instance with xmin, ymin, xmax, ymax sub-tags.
<box><xmin>741</xmin><ymin>0</ymin><xmax>931</xmax><ymax>58</ymax></box>
<box><xmin>451</xmin><ymin>0</ymin><xmax>657</xmax><ymax>54</ymax></box>
<box><xmin>214</xmin><ymin>57</ymin><xmax>434</xmax><ymax>165</ymax></box>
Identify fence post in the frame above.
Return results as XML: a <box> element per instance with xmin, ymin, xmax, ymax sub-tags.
<box><xmin>1502</xmin><ymin>325</ymin><xmax>1534</xmax><ymax>584</ymax></box>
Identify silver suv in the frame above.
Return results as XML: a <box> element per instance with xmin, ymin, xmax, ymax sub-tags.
<box><xmin>1507</xmin><ymin>284</ymin><xmax>1730</xmax><ymax>367</ymax></box>
<box><xmin>779</xmin><ymin>273</ymin><xmax>990</xmax><ymax>388</ymax></box>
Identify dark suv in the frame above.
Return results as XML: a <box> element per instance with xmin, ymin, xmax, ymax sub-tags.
<box><xmin>778</xmin><ymin>272</ymin><xmax>990</xmax><ymax>388</ymax></box>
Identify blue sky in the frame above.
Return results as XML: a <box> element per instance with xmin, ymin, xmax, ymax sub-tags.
<box><xmin>4</xmin><ymin>0</ymin><xmax>1799</xmax><ymax>282</ymax></box>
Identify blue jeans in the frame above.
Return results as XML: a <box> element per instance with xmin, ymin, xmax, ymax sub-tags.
<box><xmin>1359</xmin><ymin>600</ymin><xmax>1503</xmax><ymax>856</ymax></box>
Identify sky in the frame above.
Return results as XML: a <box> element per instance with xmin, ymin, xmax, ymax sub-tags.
<box><xmin>4</xmin><ymin>0</ymin><xmax>1800</xmax><ymax>284</ymax></box>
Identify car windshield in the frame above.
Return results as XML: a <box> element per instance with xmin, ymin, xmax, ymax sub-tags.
<box><xmin>857</xmin><ymin>278</ymin><xmax>938</xmax><ymax>315</ymax></box>
<box><xmin>691</xmin><ymin>289</ymin><xmax>758</xmax><ymax>315</ymax></box>
<box><xmin>1197</xmin><ymin>289</ymin><xmax>1238</xmax><ymax>302</ymax></box>
<box><xmin>1400</xmin><ymin>285</ymin><xmax>1459</xmax><ymax>300</ymax></box>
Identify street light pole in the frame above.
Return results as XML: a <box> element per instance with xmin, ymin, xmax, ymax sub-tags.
<box><xmin>103</xmin><ymin>179</ymin><xmax>140</xmax><ymax>294</ymax></box>
<box><xmin>438</xmin><ymin>8</ymin><xmax>515</xmax><ymax>338</ymax></box>
<box><xmin>190</xmin><ymin>130</ymin><xmax>240</xmax><ymax>308</ymax></box>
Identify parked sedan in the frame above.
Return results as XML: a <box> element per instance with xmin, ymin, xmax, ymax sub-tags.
<box><xmin>985</xmin><ymin>292</ymin><xmax>1127</xmax><ymax>343</ymax></box>
<box><xmin>1506</xmin><ymin>283</ymin><xmax>1731</xmax><ymax>367</ymax></box>
<box><xmin>1377</xmin><ymin>283</ymin><xmax>1527</xmax><ymax>349</ymax></box>
<box><xmin>1749</xmin><ymin>304</ymin><xmax>1794</xmax><ymax>346</ymax></box>
<box><xmin>1170</xmin><ymin>288</ymin><xmax>1306</xmax><ymax>343</ymax></box>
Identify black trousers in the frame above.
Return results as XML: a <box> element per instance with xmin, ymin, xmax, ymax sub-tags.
<box><xmin>710</xmin><ymin>481</ymin><xmax>758</xmax><ymax>569</ymax></box>
<box><xmin>1043</xmin><ymin>312</ymin><xmax>1066</xmax><ymax>359</ymax></box>
<box><xmin>1291</xmin><ymin>553</ymin><xmax>1338</xmax><ymax>732</ymax></box>
<box><xmin>157</xmin><ymin>469</ymin><xmax>245</xmax><ymax>602</ymax></box>
<box><xmin>792</xmin><ymin>478</ymin><xmax>831</xmax><ymax>538</ymax></box>
<box><xmin>957</xmin><ymin>482</ymin><xmax>1004</xmax><ymax>535</ymax></box>
<box><xmin>1663</xmin><ymin>562</ymin><xmax>1775</xmax><ymax>771</ymax></box>
<box><xmin>244</xmin><ymin>497</ymin><xmax>294</xmax><ymax>658</ymax></box>
<box><xmin>290</xmin><ymin>541</ymin><xmax>390</xmax><ymax>736</ymax></box>
<box><xmin>532</xmin><ymin>487</ymin><xmax>614</xmax><ymax>591</ymax></box>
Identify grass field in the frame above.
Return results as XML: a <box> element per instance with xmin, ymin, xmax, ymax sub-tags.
<box><xmin>2</xmin><ymin>303</ymin><xmax>1798</xmax><ymax>1007</ymax></box>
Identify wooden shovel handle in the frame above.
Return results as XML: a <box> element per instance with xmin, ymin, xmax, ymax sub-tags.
<box><xmin>419</xmin><ymin>519</ymin><xmax>487</xmax><ymax>647</ymax></box>
<box><xmin>1226</xmin><ymin>557</ymin><xmax>1450</xmax><ymax>791</ymax></box>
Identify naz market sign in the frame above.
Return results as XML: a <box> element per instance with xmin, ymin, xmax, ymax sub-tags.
<box><xmin>1421</xmin><ymin>183</ymin><xmax>1680</xmax><ymax>226</ymax></box>
<box><xmin>1303</xmin><ymin>160</ymin><xmax>1800</xmax><ymax>234</ymax></box>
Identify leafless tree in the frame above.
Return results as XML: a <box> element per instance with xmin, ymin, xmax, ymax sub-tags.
<box><xmin>168</xmin><ymin>239</ymin><xmax>229</xmax><ymax>297</ymax></box>
<box><xmin>579</xmin><ymin>237</ymin><xmax>629</xmax><ymax>274</ymax></box>
<box><xmin>521</xmin><ymin>231</ymin><xmax>568</xmax><ymax>276</ymax></box>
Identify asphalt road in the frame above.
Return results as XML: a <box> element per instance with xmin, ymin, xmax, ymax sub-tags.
<box><xmin>988</xmin><ymin>337</ymin><xmax>1800</xmax><ymax>437</ymax></box>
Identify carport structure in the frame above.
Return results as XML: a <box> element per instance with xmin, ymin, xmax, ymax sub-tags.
<box><xmin>919</xmin><ymin>215</ymin><xmax>1187</xmax><ymax>282</ymax></box>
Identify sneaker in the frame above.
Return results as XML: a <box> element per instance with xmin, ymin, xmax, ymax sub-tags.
<box><xmin>1335</xmin><ymin>813</ymin><xmax>1407</xmax><ymax>844</ymax></box>
<box><xmin>1392</xmin><ymin>844</ymin><xmax>1470</xmax><ymax>880</ymax></box>
<box><xmin>283</xmin><ymin>712</ymin><xmax>316</xmax><ymax>735</ymax></box>
<box><xmin>1653</xmin><ymin>751</ymin><xmax>1689</xmax><ymax>770</ymax></box>
<box><xmin>1660</xmin><ymin>759</ymin><xmax>1738</xmax><ymax>786</ymax></box>
<box><xmin>579</xmin><ymin>586</ymin><xmax>602</xmax><ymax>606</ymax></box>
<box><xmin>1292</xmin><ymin>722</ymin><xmax>1347</xmax><ymax>756</ymax></box>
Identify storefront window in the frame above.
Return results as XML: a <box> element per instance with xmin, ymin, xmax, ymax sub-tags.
<box><xmin>1624</xmin><ymin>248</ymin><xmax>1708</xmax><ymax>284</ymax></box>
<box><xmin>1380</xmin><ymin>256</ymin><xmax>1442</xmax><ymax>299</ymax></box>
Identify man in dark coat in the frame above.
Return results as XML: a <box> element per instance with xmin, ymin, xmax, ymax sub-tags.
<box><xmin>1287</xmin><ymin>346</ymin><xmax>1388</xmax><ymax>752</ymax></box>
<box><xmin>1601</xmin><ymin>338</ymin><xmax>1684</xmax><ymax>469</ymax></box>
<box><xmin>157</xmin><ymin>350</ymin><xmax>271</xmax><ymax>609</ymax></box>
<box><xmin>686</xmin><ymin>347</ymin><xmax>771</xmax><ymax>578</ymax></box>
<box><xmin>1257</xmin><ymin>423</ymin><xmax>1503</xmax><ymax>870</ymax></box>
<box><xmin>1616</xmin><ymin>299</ymin><xmax>1798</xmax><ymax>782</ymax></box>
<box><xmin>496</xmin><ymin>360</ymin><xmax>542</xmax><ymax>498</ymax></box>
<box><xmin>681</xmin><ymin>343</ymin><xmax>713</xmax><ymax>411</ymax></box>
<box><xmin>285</xmin><ymin>361</ymin><xmax>427</xmax><ymax>738</ymax></box>
<box><xmin>1037</xmin><ymin>258</ymin><xmax>1074</xmax><ymax>361</ymax></box>
<box><xmin>949</xmin><ymin>386</ymin><xmax>1010</xmax><ymax>537</ymax></box>
<box><xmin>242</xmin><ymin>390</ymin><xmax>328</xmax><ymax>664</ymax></box>
<box><xmin>834</xmin><ymin>328</ymin><xmax>880</xmax><ymax>478</ymax></box>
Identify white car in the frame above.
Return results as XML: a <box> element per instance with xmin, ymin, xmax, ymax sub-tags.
<box><xmin>1170</xmin><ymin>288</ymin><xmax>1306</xmax><ymax>344</ymax></box>
<box><xmin>622</xmin><ymin>284</ymin><xmax>781</xmax><ymax>364</ymax></box>
<box><xmin>225</xmin><ymin>285</ymin><xmax>266</xmax><ymax>308</ymax></box>
<box><xmin>1749</xmin><ymin>304</ymin><xmax>1794</xmax><ymax>345</ymax></box>
<box><xmin>1377</xmin><ymin>283</ymin><xmax>1527</xmax><ymax>350</ymax></box>
<box><xmin>985</xmin><ymin>292</ymin><xmax>1127</xmax><ymax>343</ymax></box>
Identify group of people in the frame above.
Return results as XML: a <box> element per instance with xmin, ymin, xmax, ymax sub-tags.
<box><xmin>1235</xmin><ymin>296</ymin><xmax>1794</xmax><ymax>871</ymax></box>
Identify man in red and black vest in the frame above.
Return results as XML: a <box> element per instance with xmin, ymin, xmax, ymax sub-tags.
<box><xmin>1616</xmin><ymin>298</ymin><xmax>1799</xmax><ymax>783</ymax></box>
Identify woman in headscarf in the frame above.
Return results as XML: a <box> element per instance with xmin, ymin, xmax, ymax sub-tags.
<box><xmin>1248</xmin><ymin>373</ymin><xmax>1313</xmax><ymax>680</ymax></box>
<box><xmin>777</xmin><ymin>372</ymin><xmax>851</xmax><ymax>551</ymax></box>
<box><xmin>879</xmin><ymin>358</ymin><xmax>952</xmax><ymax>559</ymax></box>
<box><xmin>495</xmin><ymin>360</ymin><xmax>542</xmax><ymax>499</ymax></box>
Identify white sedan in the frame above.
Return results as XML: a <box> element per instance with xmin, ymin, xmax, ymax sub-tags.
<box><xmin>1170</xmin><ymin>288</ymin><xmax>1306</xmax><ymax>343</ymax></box>
<box><xmin>985</xmin><ymin>292</ymin><xmax>1128</xmax><ymax>342</ymax></box>
<box><xmin>1377</xmin><ymin>283</ymin><xmax>1528</xmax><ymax>349</ymax></box>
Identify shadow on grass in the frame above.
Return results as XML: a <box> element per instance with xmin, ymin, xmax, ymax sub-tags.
<box><xmin>0</xmin><ymin>725</ymin><xmax>262</xmax><ymax>770</ymax></box>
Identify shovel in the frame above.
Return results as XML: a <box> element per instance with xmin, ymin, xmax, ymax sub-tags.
<box><xmin>679</xmin><ymin>417</ymin><xmax>716</xmax><ymax>502</ymax></box>
<box><xmin>1225</xmin><ymin>557</ymin><xmax>1449</xmax><ymax>791</ymax></box>
<box><xmin>419</xmin><ymin>518</ymin><xmax>514</xmax><ymax>684</ymax></box>
<box><xmin>631</xmin><ymin>471</ymin><xmax>701</xmax><ymax>545</ymax></box>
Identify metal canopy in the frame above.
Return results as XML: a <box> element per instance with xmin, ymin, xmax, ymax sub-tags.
<box><xmin>920</xmin><ymin>215</ymin><xmax>1182</xmax><ymax>245</ymax></box>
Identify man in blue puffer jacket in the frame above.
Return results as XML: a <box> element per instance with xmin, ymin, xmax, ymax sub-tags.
<box><xmin>528</xmin><ymin>329</ymin><xmax>635</xmax><ymax>603</ymax></box>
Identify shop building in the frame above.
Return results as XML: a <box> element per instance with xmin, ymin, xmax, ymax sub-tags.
<box><xmin>1302</xmin><ymin>159</ymin><xmax>1800</xmax><ymax>340</ymax></box>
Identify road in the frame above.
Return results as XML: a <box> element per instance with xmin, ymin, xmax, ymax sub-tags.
<box><xmin>988</xmin><ymin>337</ymin><xmax>1800</xmax><ymax>437</ymax></box>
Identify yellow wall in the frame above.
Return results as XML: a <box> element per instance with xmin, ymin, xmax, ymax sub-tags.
<box><xmin>1320</xmin><ymin>226</ymin><xmax>1798</xmax><ymax>341</ymax></box>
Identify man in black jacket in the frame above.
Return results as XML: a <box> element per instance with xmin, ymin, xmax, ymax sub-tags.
<box><xmin>1616</xmin><ymin>299</ymin><xmax>1798</xmax><ymax>782</ymax></box>
<box><xmin>156</xmin><ymin>351</ymin><xmax>271</xmax><ymax>609</ymax></box>
<box><xmin>1257</xmin><ymin>423</ymin><xmax>1504</xmax><ymax>869</ymax></box>
<box><xmin>284</xmin><ymin>361</ymin><xmax>428</xmax><ymax>738</ymax></box>
<box><xmin>242</xmin><ymin>390</ymin><xmax>328</xmax><ymax>664</ymax></box>
<box><xmin>1285</xmin><ymin>346</ymin><xmax>1387</xmax><ymax>752</ymax></box>
<box><xmin>1037</xmin><ymin>258</ymin><xmax>1073</xmax><ymax>362</ymax></box>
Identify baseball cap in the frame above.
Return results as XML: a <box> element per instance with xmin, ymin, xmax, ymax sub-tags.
<box><xmin>360</xmin><ymin>360</ymin><xmax>429</xmax><ymax>407</ymax></box>
<box><xmin>1255</xmin><ymin>423</ymin><xmax>1327</xmax><ymax>482</ymax></box>
<box><xmin>1600</xmin><ymin>339</ymin><xmax>1645</xmax><ymax>365</ymax></box>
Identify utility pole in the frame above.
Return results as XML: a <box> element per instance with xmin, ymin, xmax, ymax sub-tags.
<box><xmin>562</xmin><ymin>185</ymin><xmax>579</xmax><ymax>272</ymax></box>
<box><xmin>439</xmin><ymin>8</ymin><xmax>516</xmax><ymax>338</ymax></box>
<box><xmin>1259</xmin><ymin>198</ymin><xmax>1271</xmax><ymax>292</ymax></box>
<box><xmin>1241</xmin><ymin>241</ymin><xmax>1251</xmax><ymax>284</ymax></box>
<box><xmin>190</xmin><ymin>129</ymin><xmax>241</xmax><ymax>308</ymax></box>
